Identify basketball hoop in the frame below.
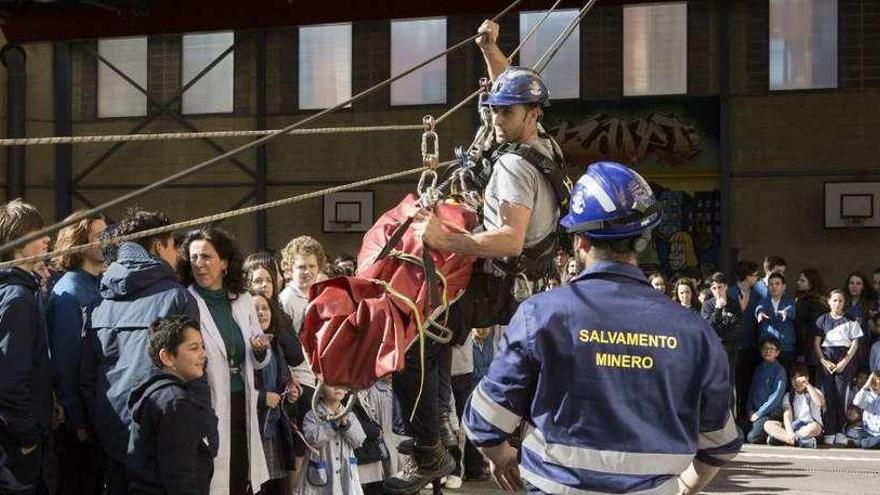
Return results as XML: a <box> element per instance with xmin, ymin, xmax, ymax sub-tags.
<box><xmin>330</xmin><ymin>220</ymin><xmax>355</xmax><ymax>232</ymax></box>
<box><xmin>842</xmin><ymin>216</ymin><xmax>866</xmax><ymax>228</ymax></box>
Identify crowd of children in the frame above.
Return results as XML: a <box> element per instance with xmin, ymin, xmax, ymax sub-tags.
<box><xmin>647</xmin><ymin>254</ymin><xmax>880</xmax><ymax>450</ymax></box>
<box><xmin>2</xmin><ymin>195</ymin><xmax>879</xmax><ymax>495</ymax></box>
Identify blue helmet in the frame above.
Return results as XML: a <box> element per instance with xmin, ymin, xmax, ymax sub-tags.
<box><xmin>560</xmin><ymin>161</ymin><xmax>662</xmax><ymax>239</ymax></box>
<box><xmin>483</xmin><ymin>66</ymin><xmax>550</xmax><ymax>107</ymax></box>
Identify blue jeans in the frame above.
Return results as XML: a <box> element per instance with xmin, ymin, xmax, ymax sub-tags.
<box><xmin>861</xmin><ymin>434</ymin><xmax>880</xmax><ymax>449</ymax></box>
<box><xmin>747</xmin><ymin>416</ymin><xmax>770</xmax><ymax>443</ymax></box>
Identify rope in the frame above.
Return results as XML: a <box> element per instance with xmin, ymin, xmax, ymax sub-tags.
<box><xmin>0</xmin><ymin>0</ymin><xmax>525</xmax><ymax>257</ymax></box>
<box><xmin>431</xmin><ymin>0</ymin><xmax>562</xmax><ymax>126</ymax></box>
<box><xmin>0</xmin><ymin>125</ymin><xmax>423</xmax><ymax>147</ymax></box>
<box><xmin>0</xmin><ymin>160</ymin><xmax>455</xmax><ymax>270</ymax></box>
<box><xmin>533</xmin><ymin>0</ymin><xmax>599</xmax><ymax>73</ymax></box>
<box><xmin>0</xmin><ymin>0</ymin><xmax>559</xmax><ymax>148</ymax></box>
<box><xmin>0</xmin><ymin>0</ymin><xmax>582</xmax><ymax>265</ymax></box>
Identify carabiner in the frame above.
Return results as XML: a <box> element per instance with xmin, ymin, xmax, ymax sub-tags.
<box><xmin>421</xmin><ymin>115</ymin><xmax>439</xmax><ymax>170</ymax></box>
<box><xmin>417</xmin><ymin>169</ymin><xmax>438</xmax><ymax>198</ymax></box>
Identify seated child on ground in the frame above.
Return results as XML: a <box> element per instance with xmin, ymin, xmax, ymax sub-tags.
<box><xmin>763</xmin><ymin>363</ymin><xmax>825</xmax><ymax>448</ymax></box>
<box><xmin>745</xmin><ymin>337</ymin><xmax>787</xmax><ymax>443</ymax></box>
<box><xmin>852</xmin><ymin>371</ymin><xmax>880</xmax><ymax>449</ymax></box>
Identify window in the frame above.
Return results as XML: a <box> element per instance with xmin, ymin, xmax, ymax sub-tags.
<box><xmin>299</xmin><ymin>23</ymin><xmax>352</xmax><ymax>110</ymax></box>
<box><xmin>97</xmin><ymin>37</ymin><xmax>148</xmax><ymax>118</ymax></box>
<box><xmin>182</xmin><ymin>31</ymin><xmax>235</xmax><ymax>114</ymax></box>
<box><xmin>769</xmin><ymin>0</ymin><xmax>837</xmax><ymax>90</ymax></box>
<box><xmin>623</xmin><ymin>3</ymin><xmax>687</xmax><ymax>96</ymax></box>
<box><xmin>519</xmin><ymin>10</ymin><xmax>580</xmax><ymax>100</ymax></box>
<box><xmin>391</xmin><ymin>18</ymin><xmax>447</xmax><ymax>105</ymax></box>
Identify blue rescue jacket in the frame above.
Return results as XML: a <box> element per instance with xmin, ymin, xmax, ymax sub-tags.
<box><xmin>463</xmin><ymin>261</ymin><xmax>742</xmax><ymax>495</ymax></box>
<box><xmin>81</xmin><ymin>242</ymin><xmax>199</xmax><ymax>463</ymax></box>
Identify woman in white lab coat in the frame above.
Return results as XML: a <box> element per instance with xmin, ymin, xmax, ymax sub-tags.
<box><xmin>178</xmin><ymin>227</ymin><xmax>272</xmax><ymax>495</ymax></box>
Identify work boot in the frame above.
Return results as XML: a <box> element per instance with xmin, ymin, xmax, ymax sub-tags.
<box><xmin>397</xmin><ymin>438</ymin><xmax>415</xmax><ymax>455</ymax></box>
<box><xmin>384</xmin><ymin>440</ymin><xmax>456</xmax><ymax>495</ymax></box>
<box><xmin>439</xmin><ymin>412</ymin><xmax>458</xmax><ymax>448</ymax></box>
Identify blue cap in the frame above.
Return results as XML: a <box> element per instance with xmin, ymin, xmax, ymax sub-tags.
<box><xmin>560</xmin><ymin>161</ymin><xmax>662</xmax><ymax>239</ymax></box>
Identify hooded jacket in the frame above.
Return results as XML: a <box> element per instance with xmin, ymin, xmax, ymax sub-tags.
<box><xmin>80</xmin><ymin>242</ymin><xmax>200</xmax><ymax>463</ymax></box>
<box><xmin>47</xmin><ymin>269</ymin><xmax>101</xmax><ymax>432</ymax></box>
<box><xmin>0</xmin><ymin>267</ymin><xmax>53</xmax><ymax>448</ymax></box>
<box><xmin>127</xmin><ymin>369</ymin><xmax>218</xmax><ymax>495</ymax></box>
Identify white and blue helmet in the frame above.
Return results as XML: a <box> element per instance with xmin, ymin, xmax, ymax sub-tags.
<box><xmin>560</xmin><ymin>161</ymin><xmax>662</xmax><ymax>239</ymax></box>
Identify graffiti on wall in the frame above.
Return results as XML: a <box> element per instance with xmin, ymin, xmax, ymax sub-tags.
<box><xmin>642</xmin><ymin>186</ymin><xmax>721</xmax><ymax>281</ymax></box>
<box><xmin>547</xmin><ymin>112</ymin><xmax>704</xmax><ymax>167</ymax></box>
<box><xmin>544</xmin><ymin>98</ymin><xmax>721</xmax><ymax>278</ymax></box>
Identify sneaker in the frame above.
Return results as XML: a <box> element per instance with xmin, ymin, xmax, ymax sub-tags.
<box><xmin>439</xmin><ymin>412</ymin><xmax>458</xmax><ymax>448</ymax></box>
<box><xmin>797</xmin><ymin>438</ymin><xmax>818</xmax><ymax>449</ymax></box>
<box><xmin>835</xmin><ymin>434</ymin><xmax>858</xmax><ymax>448</ymax></box>
<box><xmin>822</xmin><ymin>435</ymin><xmax>836</xmax><ymax>445</ymax></box>
<box><xmin>766</xmin><ymin>436</ymin><xmax>785</xmax><ymax>446</ymax></box>
<box><xmin>425</xmin><ymin>477</ymin><xmax>445</xmax><ymax>491</ymax></box>
<box><xmin>465</xmin><ymin>472</ymin><xmax>490</xmax><ymax>482</ymax></box>
<box><xmin>384</xmin><ymin>440</ymin><xmax>456</xmax><ymax>495</ymax></box>
<box><xmin>444</xmin><ymin>475</ymin><xmax>463</xmax><ymax>490</ymax></box>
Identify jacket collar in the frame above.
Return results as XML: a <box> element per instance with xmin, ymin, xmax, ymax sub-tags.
<box><xmin>0</xmin><ymin>266</ymin><xmax>40</xmax><ymax>291</ymax></box>
<box><xmin>569</xmin><ymin>260</ymin><xmax>649</xmax><ymax>286</ymax></box>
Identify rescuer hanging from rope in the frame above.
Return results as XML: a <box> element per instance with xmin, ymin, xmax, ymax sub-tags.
<box><xmin>382</xmin><ymin>19</ymin><xmax>571</xmax><ymax>495</ymax></box>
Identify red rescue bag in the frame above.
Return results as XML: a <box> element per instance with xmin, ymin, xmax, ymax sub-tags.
<box><xmin>301</xmin><ymin>194</ymin><xmax>478</xmax><ymax>390</ymax></box>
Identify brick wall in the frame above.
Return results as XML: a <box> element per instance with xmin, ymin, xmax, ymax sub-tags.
<box><xmin>839</xmin><ymin>0</ymin><xmax>880</xmax><ymax>91</ymax></box>
<box><xmin>352</xmin><ymin>20</ymin><xmax>390</xmax><ymax>112</ymax></box>
<box><xmin>2</xmin><ymin>0</ymin><xmax>879</xmax><ymax>279</ymax></box>
<box><xmin>688</xmin><ymin>0</ymin><xmax>718</xmax><ymax>96</ymax></box>
<box><xmin>725</xmin><ymin>0</ymin><xmax>880</xmax><ymax>284</ymax></box>
<box><xmin>582</xmin><ymin>5</ymin><xmax>622</xmax><ymax>99</ymax></box>
<box><xmin>147</xmin><ymin>35</ymin><xmax>181</xmax><ymax>114</ymax></box>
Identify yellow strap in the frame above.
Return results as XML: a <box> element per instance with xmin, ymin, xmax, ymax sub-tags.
<box><xmin>371</xmin><ymin>279</ymin><xmax>427</xmax><ymax>422</ymax></box>
<box><xmin>389</xmin><ymin>250</ymin><xmax>452</xmax><ymax>333</ymax></box>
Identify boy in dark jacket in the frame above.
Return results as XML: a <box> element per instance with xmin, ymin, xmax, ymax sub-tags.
<box><xmin>702</xmin><ymin>272</ymin><xmax>741</xmax><ymax>409</ymax></box>
<box><xmin>0</xmin><ymin>199</ymin><xmax>53</xmax><ymax>494</ymax></box>
<box><xmin>127</xmin><ymin>316</ymin><xmax>218</xmax><ymax>495</ymax></box>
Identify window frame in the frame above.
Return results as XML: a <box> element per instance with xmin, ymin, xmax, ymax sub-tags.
<box><xmin>622</xmin><ymin>1</ymin><xmax>689</xmax><ymax>97</ymax></box>
<box><xmin>96</xmin><ymin>36</ymin><xmax>149</xmax><ymax>119</ymax></box>
<box><xmin>180</xmin><ymin>31</ymin><xmax>236</xmax><ymax>116</ymax></box>
<box><xmin>297</xmin><ymin>22</ymin><xmax>354</xmax><ymax>111</ymax></box>
<box><xmin>518</xmin><ymin>9</ymin><xmax>582</xmax><ymax>102</ymax></box>
<box><xmin>389</xmin><ymin>17</ymin><xmax>448</xmax><ymax>107</ymax></box>
<box><xmin>768</xmin><ymin>0</ymin><xmax>838</xmax><ymax>92</ymax></box>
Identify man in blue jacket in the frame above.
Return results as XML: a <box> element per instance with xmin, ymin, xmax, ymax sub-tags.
<box><xmin>80</xmin><ymin>208</ymin><xmax>199</xmax><ymax>495</ymax></box>
<box><xmin>0</xmin><ymin>199</ymin><xmax>53</xmax><ymax>494</ymax></box>
<box><xmin>47</xmin><ymin>212</ymin><xmax>107</xmax><ymax>495</ymax></box>
<box><xmin>463</xmin><ymin>163</ymin><xmax>742</xmax><ymax>494</ymax></box>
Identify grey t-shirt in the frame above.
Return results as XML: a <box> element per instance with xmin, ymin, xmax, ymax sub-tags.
<box><xmin>279</xmin><ymin>283</ymin><xmax>316</xmax><ymax>388</ymax></box>
<box><xmin>482</xmin><ymin>135</ymin><xmax>560</xmax><ymax>248</ymax></box>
